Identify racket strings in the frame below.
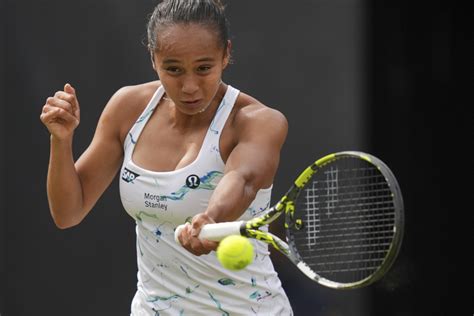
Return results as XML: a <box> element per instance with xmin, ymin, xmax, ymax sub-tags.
<box><xmin>291</xmin><ymin>159</ymin><xmax>396</xmax><ymax>283</ymax></box>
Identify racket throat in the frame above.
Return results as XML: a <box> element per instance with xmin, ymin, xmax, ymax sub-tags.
<box><xmin>283</xmin><ymin>201</ymin><xmax>304</xmax><ymax>231</ymax></box>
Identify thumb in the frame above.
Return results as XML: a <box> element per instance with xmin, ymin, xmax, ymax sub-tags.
<box><xmin>64</xmin><ymin>83</ymin><xmax>76</xmax><ymax>96</ymax></box>
<box><xmin>64</xmin><ymin>83</ymin><xmax>80</xmax><ymax>117</ymax></box>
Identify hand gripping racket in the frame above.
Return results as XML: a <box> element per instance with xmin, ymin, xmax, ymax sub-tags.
<box><xmin>175</xmin><ymin>151</ymin><xmax>404</xmax><ymax>289</ymax></box>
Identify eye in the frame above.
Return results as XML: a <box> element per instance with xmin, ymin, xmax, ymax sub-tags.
<box><xmin>197</xmin><ymin>65</ymin><xmax>213</xmax><ymax>74</ymax></box>
<box><xmin>165</xmin><ymin>66</ymin><xmax>183</xmax><ymax>75</ymax></box>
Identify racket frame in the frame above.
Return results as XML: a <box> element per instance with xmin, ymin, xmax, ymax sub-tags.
<box><xmin>282</xmin><ymin>151</ymin><xmax>404</xmax><ymax>289</ymax></box>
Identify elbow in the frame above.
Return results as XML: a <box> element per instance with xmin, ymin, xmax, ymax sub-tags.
<box><xmin>54</xmin><ymin>221</ymin><xmax>76</xmax><ymax>230</ymax></box>
<box><xmin>51</xmin><ymin>211</ymin><xmax>82</xmax><ymax>230</ymax></box>
<box><xmin>48</xmin><ymin>198</ymin><xmax>86</xmax><ymax>229</ymax></box>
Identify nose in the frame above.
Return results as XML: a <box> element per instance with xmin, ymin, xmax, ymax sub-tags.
<box><xmin>181</xmin><ymin>74</ymin><xmax>199</xmax><ymax>95</ymax></box>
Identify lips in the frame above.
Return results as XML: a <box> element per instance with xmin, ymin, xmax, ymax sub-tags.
<box><xmin>182</xmin><ymin>99</ymin><xmax>202</xmax><ymax>107</ymax></box>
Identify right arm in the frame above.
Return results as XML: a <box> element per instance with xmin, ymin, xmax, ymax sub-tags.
<box><xmin>40</xmin><ymin>83</ymin><xmax>129</xmax><ymax>228</ymax></box>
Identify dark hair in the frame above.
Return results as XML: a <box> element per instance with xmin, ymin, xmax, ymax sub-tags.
<box><xmin>147</xmin><ymin>0</ymin><xmax>230</xmax><ymax>51</ymax></box>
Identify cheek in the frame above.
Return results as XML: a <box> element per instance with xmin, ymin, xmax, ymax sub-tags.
<box><xmin>204</xmin><ymin>73</ymin><xmax>221</xmax><ymax>86</ymax></box>
<box><xmin>156</xmin><ymin>75</ymin><xmax>177</xmax><ymax>97</ymax></box>
<box><xmin>203</xmin><ymin>73</ymin><xmax>223</xmax><ymax>93</ymax></box>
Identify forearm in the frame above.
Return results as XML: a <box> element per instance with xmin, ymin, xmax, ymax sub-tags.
<box><xmin>47</xmin><ymin>135</ymin><xmax>84</xmax><ymax>228</ymax></box>
<box><xmin>204</xmin><ymin>170</ymin><xmax>257</xmax><ymax>223</ymax></box>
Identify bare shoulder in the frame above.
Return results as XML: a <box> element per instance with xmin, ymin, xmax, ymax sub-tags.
<box><xmin>100</xmin><ymin>80</ymin><xmax>161</xmax><ymax>142</ymax></box>
<box><xmin>232</xmin><ymin>91</ymin><xmax>288</xmax><ymax>137</ymax></box>
<box><xmin>105</xmin><ymin>80</ymin><xmax>160</xmax><ymax>115</ymax></box>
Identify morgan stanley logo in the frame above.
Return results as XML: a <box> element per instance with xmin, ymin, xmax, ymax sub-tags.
<box><xmin>122</xmin><ymin>168</ymin><xmax>140</xmax><ymax>183</ymax></box>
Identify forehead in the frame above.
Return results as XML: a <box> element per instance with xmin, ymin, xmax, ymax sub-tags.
<box><xmin>156</xmin><ymin>23</ymin><xmax>222</xmax><ymax>60</ymax></box>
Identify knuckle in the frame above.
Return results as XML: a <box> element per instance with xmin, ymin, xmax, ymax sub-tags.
<box><xmin>64</xmin><ymin>94</ymin><xmax>74</xmax><ymax>103</ymax></box>
<box><xmin>190</xmin><ymin>239</ymin><xmax>202</xmax><ymax>251</ymax></box>
<box><xmin>45</xmin><ymin>105</ymin><xmax>55</xmax><ymax>113</ymax></box>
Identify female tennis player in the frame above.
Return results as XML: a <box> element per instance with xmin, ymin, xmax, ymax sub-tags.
<box><xmin>40</xmin><ymin>0</ymin><xmax>293</xmax><ymax>315</ymax></box>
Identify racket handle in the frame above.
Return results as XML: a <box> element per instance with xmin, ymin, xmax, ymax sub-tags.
<box><xmin>174</xmin><ymin>221</ymin><xmax>244</xmax><ymax>244</ymax></box>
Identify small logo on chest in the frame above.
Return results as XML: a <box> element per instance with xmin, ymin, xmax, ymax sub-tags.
<box><xmin>122</xmin><ymin>168</ymin><xmax>140</xmax><ymax>183</ymax></box>
<box><xmin>185</xmin><ymin>174</ymin><xmax>201</xmax><ymax>189</ymax></box>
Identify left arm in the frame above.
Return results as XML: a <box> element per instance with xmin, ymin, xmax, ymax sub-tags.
<box><xmin>178</xmin><ymin>105</ymin><xmax>288</xmax><ymax>255</ymax></box>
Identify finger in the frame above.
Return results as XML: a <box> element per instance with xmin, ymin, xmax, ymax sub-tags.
<box><xmin>188</xmin><ymin>237</ymin><xmax>211</xmax><ymax>255</ymax></box>
<box><xmin>46</xmin><ymin>97</ymin><xmax>74</xmax><ymax>114</ymax></box>
<box><xmin>188</xmin><ymin>217</ymin><xmax>218</xmax><ymax>251</ymax></box>
<box><xmin>64</xmin><ymin>83</ymin><xmax>76</xmax><ymax>96</ymax></box>
<box><xmin>42</xmin><ymin>107</ymin><xmax>76</xmax><ymax>123</ymax></box>
<box><xmin>40</xmin><ymin>108</ymin><xmax>57</xmax><ymax>123</ymax></box>
<box><xmin>63</xmin><ymin>83</ymin><xmax>80</xmax><ymax>113</ymax></box>
<box><xmin>202</xmin><ymin>239</ymin><xmax>218</xmax><ymax>252</ymax></box>
<box><xmin>41</xmin><ymin>105</ymin><xmax>64</xmax><ymax>119</ymax></box>
<box><xmin>54</xmin><ymin>91</ymin><xmax>76</xmax><ymax>105</ymax></box>
<box><xmin>190</xmin><ymin>219</ymin><xmax>202</xmax><ymax>238</ymax></box>
<box><xmin>181</xmin><ymin>225</ymin><xmax>210</xmax><ymax>256</ymax></box>
<box><xmin>190</xmin><ymin>213</ymin><xmax>215</xmax><ymax>237</ymax></box>
<box><xmin>40</xmin><ymin>108</ymin><xmax>59</xmax><ymax>125</ymax></box>
<box><xmin>41</xmin><ymin>107</ymin><xmax>79</xmax><ymax>126</ymax></box>
<box><xmin>178</xmin><ymin>223</ymin><xmax>191</xmax><ymax>246</ymax></box>
<box><xmin>42</xmin><ymin>104</ymin><xmax>57</xmax><ymax>114</ymax></box>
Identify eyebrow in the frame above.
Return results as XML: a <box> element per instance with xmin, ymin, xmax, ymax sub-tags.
<box><xmin>162</xmin><ymin>57</ymin><xmax>216</xmax><ymax>64</ymax></box>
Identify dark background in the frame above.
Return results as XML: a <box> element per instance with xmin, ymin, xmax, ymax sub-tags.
<box><xmin>1</xmin><ymin>0</ymin><xmax>468</xmax><ymax>315</ymax></box>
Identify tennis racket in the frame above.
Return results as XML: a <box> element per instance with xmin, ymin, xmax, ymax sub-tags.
<box><xmin>174</xmin><ymin>151</ymin><xmax>404</xmax><ymax>289</ymax></box>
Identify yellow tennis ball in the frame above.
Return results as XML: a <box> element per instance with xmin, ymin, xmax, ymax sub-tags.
<box><xmin>217</xmin><ymin>235</ymin><xmax>254</xmax><ymax>271</ymax></box>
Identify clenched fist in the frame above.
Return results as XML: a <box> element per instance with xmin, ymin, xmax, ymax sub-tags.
<box><xmin>40</xmin><ymin>83</ymin><xmax>80</xmax><ymax>140</ymax></box>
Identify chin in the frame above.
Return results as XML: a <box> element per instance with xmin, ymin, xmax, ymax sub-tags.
<box><xmin>183</xmin><ymin>102</ymin><xmax>212</xmax><ymax>115</ymax></box>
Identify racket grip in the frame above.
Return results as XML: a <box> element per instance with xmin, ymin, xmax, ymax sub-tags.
<box><xmin>174</xmin><ymin>221</ymin><xmax>244</xmax><ymax>245</ymax></box>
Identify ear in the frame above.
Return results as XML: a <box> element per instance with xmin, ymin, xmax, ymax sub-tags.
<box><xmin>222</xmin><ymin>40</ymin><xmax>232</xmax><ymax>69</ymax></box>
<box><xmin>150</xmin><ymin>50</ymin><xmax>156</xmax><ymax>71</ymax></box>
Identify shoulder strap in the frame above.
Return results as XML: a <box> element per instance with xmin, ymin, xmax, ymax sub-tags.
<box><xmin>208</xmin><ymin>85</ymin><xmax>240</xmax><ymax>136</ymax></box>
<box><xmin>124</xmin><ymin>85</ymin><xmax>165</xmax><ymax>156</ymax></box>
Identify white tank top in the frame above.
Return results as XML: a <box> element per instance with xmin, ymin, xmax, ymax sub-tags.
<box><xmin>119</xmin><ymin>84</ymin><xmax>293</xmax><ymax>316</ymax></box>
